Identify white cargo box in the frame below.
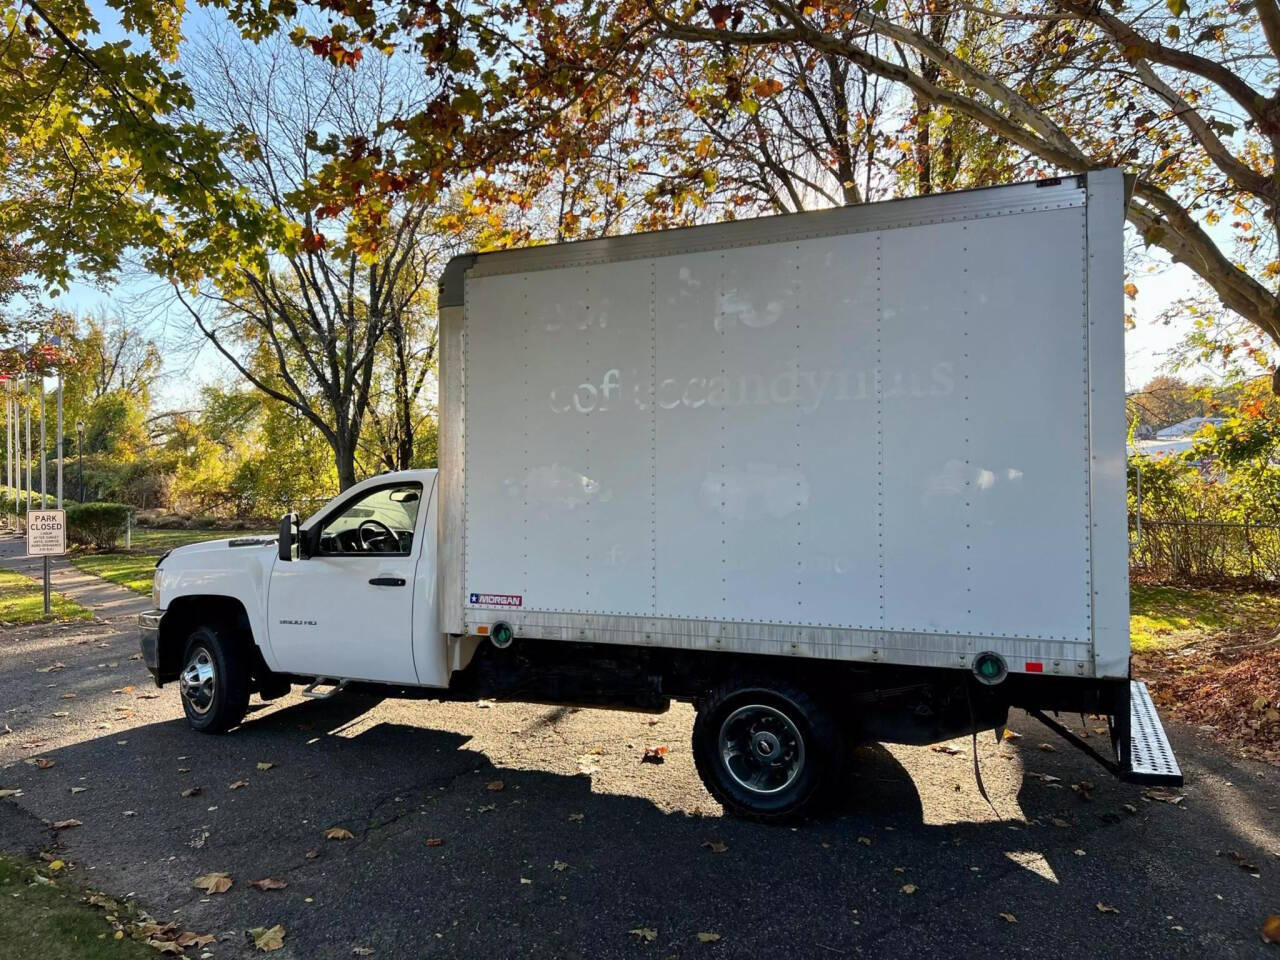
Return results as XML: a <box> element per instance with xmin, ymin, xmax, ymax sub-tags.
<box><xmin>437</xmin><ymin>170</ymin><xmax>1129</xmax><ymax>681</ymax></box>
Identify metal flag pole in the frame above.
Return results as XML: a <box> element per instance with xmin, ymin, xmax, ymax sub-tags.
<box><xmin>4</xmin><ymin>379</ymin><xmax>10</xmax><ymax>530</ymax></box>
<box><xmin>56</xmin><ymin>371</ymin><xmax>63</xmax><ymax>509</ymax></box>
<box><xmin>39</xmin><ymin>369</ymin><xmax>46</xmax><ymax>509</ymax></box>
<box><xmin>24</xmin><ymin>374</ymin><xmax>32</xmax><ymax>526</ymax></box>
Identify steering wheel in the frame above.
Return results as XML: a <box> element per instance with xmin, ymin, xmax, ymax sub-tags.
<box><xmin>357</xmin><ymin>519</ymin><xmax>397</xmax><ymax>552</ymax></box>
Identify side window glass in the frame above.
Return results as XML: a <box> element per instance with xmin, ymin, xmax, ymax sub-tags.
<box><xmin>317</xmin><ymin>484</ymin><xmax>422</xmax><ymax>555</ymax></box>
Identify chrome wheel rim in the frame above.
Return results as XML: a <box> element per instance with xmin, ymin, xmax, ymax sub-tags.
<box><xmin>180</xmin><ymin>646</ymin><xmax>216</xmax><ymax>716</ymax></box>
<box><xmin>718</xmin><ymin>703</ymin><xmax>805</xmax><ymax>795</ymax></box>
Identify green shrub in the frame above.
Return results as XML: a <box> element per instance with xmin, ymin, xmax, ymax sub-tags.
<box><xmin>66</xmin><ymin>502</ymin><xmax>133</xmax><ymax>550</ymax></box>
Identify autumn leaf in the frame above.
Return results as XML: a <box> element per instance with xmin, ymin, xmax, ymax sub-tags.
<box><xmin>52</xmin><ymin>819</ymin><xmax>81</xmax><ymax>830</ymax></box>
<box><xmin>930</xmin><ymin>744</ymin><xmax>963</xmax><ymax>755</ymax></box>
<box><xmin>998</xmin><ymin>912</ymin><xmax>1017</xmax><ymax>923</ymax></box>
<box><xmin>325</xmin><ymin>827</ymin><xmax>354</xmax><ymax>841</ymax></box>
<box><xmin>486</xmin><ymin>780</ymin><xmax>504</xmax><ymax>792</ymax></box>
<box><xmin>1037</xmin><ymin>743</ymin><xmax>1056</xmax><ymax>752</ymax></box>
<box><xmin>0</xmin><ymin>789</ymin><xmax>23</xmax><ymax>798</ymax></box>
<box><xmin>1262</xmin><ymin>915</ymin><xmax>1280</xmax><ymax>943</ymax></box>
<box><xmin>641</xmin><ymin>745</ymin><xmax>668</xmax><ymax>764</ymax></box>
<box><xmin>257</xmin><ymin>762</ymin><xmax>275</xmax><ymax>771</ymax></box>
<box><xmin>252</xmin><ymin>877</ymin><xmax>289</xmax><ymax>891</ymax></box>
<box><xmin>193</xmin><ymin>872</ymin><xmax>233</xmax><ymax>894</ymax></box>
<box><xmin>229</xmin><ymin>780</ymin><xmax>249</xmax><ymax>790</ymax></box>
<box><xmin>1096</xmin><ymin>902</ymin><xmax>1119</xmax><ymax>914</ymax></box>
<box><xmin>552</xmin><ymin>860</ymin><xmax>568</xmax><ymax>871</ymax></box>
<box><xmin>568</xmin><ymin>812</ymin><xmax>584</xmax><ymax>822</ymax></box>
<box><xmin>250</xmin><ymin>924</ymin><xmax>286</xmax><ymax>952</ymax></box>
<box><xmin>181</xmin><ymin>787</ymin><xmax>202</xmax><ymax>798</ymax></box>
<box><xmin>149</xmin><ymin>939</ymin><xmax>185</xmax><ymax>955</ymax></box>
<box><xmin>426</xmin><ymin>837</ymin><xmax>444</xmax><ymax>847</ymax></box>
<box><xmin>629</xmin><ymin>927</ymin><xmax>658</xmax><ymax>942</ymax></box>
<box><xmin>702</xmin><ymin>840</ymin><xmax>728</xmax><ymax>854</ymax></box>
<box><xmin>1002</xmin><ymin>729</ymin><xmax>1021</xmax><ymax>741</ymax></box>
<box><xmin>34</xmin><ymin>758</ymin><xmax>55</xmax><ymax>769</ymax></box>
<box><xmin>697</xmin><ymin>931</ymin><xmax>722</xmax><ymax>942</ymax></box>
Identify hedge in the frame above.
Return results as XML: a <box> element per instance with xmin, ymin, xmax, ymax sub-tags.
<box><xmin>66</xmin><ymin>502</ymin><xmax>133</xmax><ymax>550</ymax></box>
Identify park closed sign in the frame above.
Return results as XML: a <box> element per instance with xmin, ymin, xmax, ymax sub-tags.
<box><xmin>27</xmin><ymin>509</ymin><xmax>67</xmax><ymax>557</ymax></box>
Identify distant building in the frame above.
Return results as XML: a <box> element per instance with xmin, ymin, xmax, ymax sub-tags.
<box><xmin>1129</xmin><ymin>416</ymin><xmax>1224</xmax><ymax>460</ymax></box>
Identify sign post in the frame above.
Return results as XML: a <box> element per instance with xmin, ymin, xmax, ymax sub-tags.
<box><xmin>27</xmin><ymin>509</ymin><xmax>66</xmax><ymax>615</ymax></box>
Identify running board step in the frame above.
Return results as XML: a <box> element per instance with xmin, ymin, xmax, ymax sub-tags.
<box><xmin>301</xmin><ymin>678</ymin><xmax>347</xmax><ymax>700</ymax></box>
<box><xmin>1121</xmin><ymin>680</ymin><xmax>1183</xmax><ymax>786</ymax></box>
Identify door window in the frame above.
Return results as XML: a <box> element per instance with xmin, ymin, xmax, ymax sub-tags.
<box><xmin>315</xmin><ymin>483</ymin><xmax>423</xmax><ymax>555</ymax></box>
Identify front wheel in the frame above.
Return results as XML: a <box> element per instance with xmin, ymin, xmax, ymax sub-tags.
<box><xmin>180</xmin><ymin>624</ymin><xmax>250</xmax><ymax>733</ymax></box>
<box><xmin>691</xmin><ymin>678</ymin><xmax>842</xmax><ymax>823</ymax></box>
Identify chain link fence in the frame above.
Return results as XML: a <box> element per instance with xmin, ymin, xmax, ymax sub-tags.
<box><xmin>1129</xmin><ymin>516</ymin><xmax>1280</xmax><ymax>582</ymax></box>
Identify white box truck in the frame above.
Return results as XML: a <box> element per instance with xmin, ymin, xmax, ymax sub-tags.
<box><xmin>140</xmin><ymin>169</ymin><xmax>1181</xmax><ymax>821</ymax></box>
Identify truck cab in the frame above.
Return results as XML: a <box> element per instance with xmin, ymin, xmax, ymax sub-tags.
<box><xmin>141</xmin><ymin>470</ymin><xmax>479</xmax><ymax>724</ymax></box>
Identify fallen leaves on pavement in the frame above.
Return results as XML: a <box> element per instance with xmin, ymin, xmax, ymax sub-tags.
<box><xmin>51</xmin><ymin>819</ymin><xmax>81</xmax><ymax>830</ymax></box>
<box><xmin>33</xmin><ymin>758</ymin><xmax>54</xmax><ymax>769</ymax></box>
<box><xmin>251</xmin><ymin>877</ymin><xmax>289</xmax><ymax>891</ymax></box>
<box><xmin>257</xmin><ymin>761</ymin><xmax>275</xmax><ymax>771</ymax></box>
<box><xmin>193</xmin><ymin>872</ymin><xmax>233</xmax><ymax>894</ymax></box>
<box><xmin>629</xmin><ymin>927</ymin><xmax>657</xmax><ymax>942</ymax></box>
<box><xmin>486</xmin><ymin>779</ymin><xmax>504</xmax><ymax>791</ymax></box>
<box><xmin>180</xmin><ymin>787</ymin><xmax>201</xmax><ymax>798</ymax></box>
<box><xmin>1262</xmin><ymin>915</ymin><xmax>1280</xmax><ymax>944</ymax></box>
<box><xmin>641</xmin><ymin>745</ymin><xmax>669</xmax><ymax>764</ymax></box>
<box><xmin>998</xmin><ymin>912</ymin><xmax>1017</xmax><ymax>924</ymax></box>
<box><xmin>1143</xmin><ymin>787</ymin><xmax>1186</xmax><ymax>805</ymax></box>
<box><xmin>702</xmin><ymin>840</ymin><xmax>728</xmax><ymax>854</ymax></box>
<box><xmin>325</xmin><ymin>827</ymin><xmax>354</xmax><ymax>841</ymax></box>
<box><xmin>426</xmin><ymin>837</ymin><xmax>444</xmax><ymax>847</ymax></box>
<box><xmin>1096</xmin><ymin>902</ymin><xmax>1120</xmax><ymax>914</ymax></box>
<box><xmin>249</xmin><ymin>924</ymin><xmax>286</xmax><ymax>952</ymax></box>
<box><xmin>229</xmin><ymin>779</ymin><xmax>249</xmax><ymax>790</ymax></box>
<box><xmin>900</xmin><ymin>884</ymin><xmax>917</xmax><ymax>894</ymax></box>
<box><xmin>697</xmin><ymin>931</ymin><xmax>722</xmax><ymax>942</ymax></box>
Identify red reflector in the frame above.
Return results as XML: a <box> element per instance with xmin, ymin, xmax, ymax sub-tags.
<box><xmin>1024</xmin><ymin>661</ymin><xmax>1044</xmax><ymax>673</ymax></box>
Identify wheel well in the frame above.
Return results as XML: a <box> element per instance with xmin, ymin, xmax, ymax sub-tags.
<box><xmin>157</xmin><ymin>596</ymin><xmax>254</xmax><ymax>684</ymax></box>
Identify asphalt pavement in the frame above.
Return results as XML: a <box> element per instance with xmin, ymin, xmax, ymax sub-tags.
<box><xmin>1</xmin><ymin>598</ymin><xmax>1278</xmax><ymax>957</ymax></box>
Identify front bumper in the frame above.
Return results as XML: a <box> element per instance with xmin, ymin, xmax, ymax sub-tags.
<box><xmin>139</xmin><ymin>609</ymin><xmax>164</xmax><ymax>684</ymax></box>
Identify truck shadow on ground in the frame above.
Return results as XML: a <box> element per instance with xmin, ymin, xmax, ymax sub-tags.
<box><xmin>6</xmin><ymin>693</ymin><xmax>1278</xmax><ymax>960</ymax></box>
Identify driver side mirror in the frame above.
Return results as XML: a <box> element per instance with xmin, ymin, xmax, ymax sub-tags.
<box><xmin>278</xmin><ymin>512</ymin><xmax>299</xmax><ymax>562</ymax></box>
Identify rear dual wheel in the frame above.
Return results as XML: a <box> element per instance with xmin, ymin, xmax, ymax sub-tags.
<box><xmin>692</xmin><ymin>678</ymin><xmax>843</xmax><ymax>823</ymax></box>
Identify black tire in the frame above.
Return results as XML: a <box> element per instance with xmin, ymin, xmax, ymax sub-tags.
<box><xmin>179</xmin><ymin>624</ymin><xmax>250</xmax><ymax>734</ymax></box>
<box><xmin>691</xmin><ymin>677</ymin><xmax>843</xmax><ymax>823</ymax></box>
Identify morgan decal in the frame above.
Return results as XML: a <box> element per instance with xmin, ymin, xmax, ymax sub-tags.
<box><xmin>469</xmin><ymin>592</ymin><xmax>523</xmax><ymax>608</ymax></box>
